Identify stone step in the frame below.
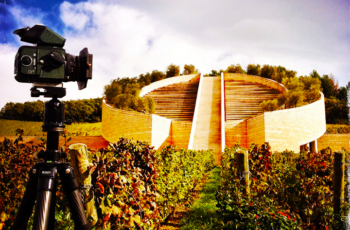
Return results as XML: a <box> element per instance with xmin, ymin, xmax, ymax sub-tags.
<box><xmin>144</xmin><ymin>78</ymin><xmax>199</xmax><ymax>121</ymax></box>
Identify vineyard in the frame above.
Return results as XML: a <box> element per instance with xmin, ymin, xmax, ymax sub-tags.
<box><xmin>0</xmin><ymin>120</ymin><xmax>102</xmax><ymax>136</ymax></box>
<box><xmin>0</xmin><ymin>131</ymin><xmax>349</xmax><ymax>229</ymax></box>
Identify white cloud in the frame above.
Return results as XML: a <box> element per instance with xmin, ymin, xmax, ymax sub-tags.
<box><xmin>60</xmin><ymin>1</ymin><xmax>90</xmax><ymax>30</ymax></box>
<box><xmin>0</xmin><ymin>0</ymin><xmax>349</xmax><ymax>109</ymax></box>
<box><xmin>9</xmin><ymin>7</ymin><xmax>45</xmax><ymax>29</ymax></box>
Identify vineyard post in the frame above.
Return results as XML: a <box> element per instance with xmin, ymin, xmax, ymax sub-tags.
<box><xmin>333</xmin><ymin>150</ymin><xmax>345</xmax><ymax>214</ymax></box>
<box><xmin>69</xmin><ymin>143</ymin><xmax>98</xmax><ymax>226</ymax></box>
<box><xmin>236</xmin><ymin>149</ymin><xmax>250</xmax><ymax>195</ymax></box>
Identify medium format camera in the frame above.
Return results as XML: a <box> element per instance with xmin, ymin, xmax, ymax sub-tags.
<box><xmin>13</xmin><ymin>25</ymin><xmax>93</xmax><ymax>93</ymax></box>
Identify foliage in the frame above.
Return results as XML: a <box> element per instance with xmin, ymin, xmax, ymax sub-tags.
<box><xmin>183</xmin><ymin>64</ymin><xmax>198</xmax><ymax>75</ymax></box>
<box><xmin>320</xmin><ymin>74</ymin><xmax>339</xmax><ymax>99</ymax></box>
<box><xmin>216</xmin><ymin>143</ymin><xmax>349</xmax><ymax>229</ymax></box>
<box><xmin>87</xmin><ymin>138</ymin><xmax>160</xmax><ymax>229</ymax></box>
<box><xmin>155</xmin><ymin>145</ymin><xmax>215</xmax><ymax>224</ymax></box>
<box><xmin>260</xmin><ymin>65</ymin><xmax>297</xmax><ymax>83</ymax></box>
<box><xmin>260</xmin><ymin>73</ymin><xmax>322</xmax><ymax>111</ymax></box>
<box><xmin>180</xmin><ymin>167</ymin><xmax>222</xmax><ymax>230</ymax></box>
<box><xmin>64</xmin><ymin>98</ymin><xmax>102</xmax><ymax>123</ymax></box>
<box><xmin>299</xmin><ymin>76</ymin><xmax>322</xmax><ymax>103</ymax></box>
<box><xmin>0</xmin><ymin>120</ymin><xmax>101</xmax><ymax>136</ymax></box>
<box><xmin>208</xmin><ymin>70</ymin><xmax>222</xmax><ymax>76</ymax></box>
<box><xmin>0</xmin><ymin>130</ymin><xmax>215</xmax><ymax>229</ymax></box>
<box><xmin>0</xmin><ymin>98</ymin><xmax>102</xmax><ymax>123</ymax></box>
<box><xmin>0</xmin><ymin>101</ymin><xmax>44</xmax><ymax>121</ymax></box>
<box><xmin>246</xmin><ymin>64</ymin><xmax>261</xmax><ymax>76</ymax></box>
<box><xmin>226</xmin><ymin>64</ymin><xmax>245</xmax><ymax>74</ymax></box>
<box><xmin>104</xmin><ymin>77</ymin><xmax>155</xmax><ymax>114</ymax></box>
<box><xmin>326</xmin><ymin>124</ymin><xmax>350</xmax><ymax>134</ymax></box>
<box><xmin>325</xmin><ymin>97</ymin><xmax>348</xmax><ymax>124</ymax></box>
<box><xmin>336</xmin><ymin>87</ymin><xmax>348</xmax><ymax>102</ymax></box>
<box><xmin>260</xmin><ymin>99</ymin><xmax>279</xmax><ymax>112</ymax></box>
<box><xmin>166</xmin><ymin>64</ymin><xmax>180</xmax><ymax>78</ymax></box>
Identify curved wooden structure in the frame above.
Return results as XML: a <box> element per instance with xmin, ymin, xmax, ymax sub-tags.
<box><xmin>102</xmin><ymin>73</ymin><xmax>327</xmax><ymax>152</ymax></box>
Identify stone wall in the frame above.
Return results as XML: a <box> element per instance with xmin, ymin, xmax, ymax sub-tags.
<box><xmin>247</xmin><ymin>114</ymin><xmax>265</xmax><ymax>147</ymax></box>
<box><xmin>170</xmin><ymin>121</ymin><xmax>193</xmax><ymax>149</ymax></box>
<box><xmin>151</xmin><ymin>114</ymin><xmax>172</xmax><ymax>149</ymax></box>
<box><xmin>263</xmin><ymin>93</ymin><xmax>326</xmax><ymax>152</ymax></box>
<box><xmin>225</xmin><ymin>120</ymin><xmax>248</xmax><ymax>148</ymax></box>
<box><xmin>102</xmin><ymin>101</ymin><xmax>172</xmax><ymax>149</ymax></box>
<box><xmin>102</xmin><ymin>101</ymin><xmax>153</xmax><ymax>144</ymax></box>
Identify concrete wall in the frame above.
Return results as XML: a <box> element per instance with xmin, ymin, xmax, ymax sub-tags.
<box><xmin>317</xmin><ymin>134</ymin><xmax>350</xmax><ymax>152</ymax></box>
<box><xmin>263</xmin><ymin>92</ymin><xmax>326</xmax><ymax>152</ymax></box>
<box><xmin>151</xmin><ymin>114</ymin><xmax>172</xmax><ymax>149</ymax></box>
<box><xmin>171</xmin><ymin>121</ymin><xmax>193</xmax><ymax>149</ymax></box>
<box><xmin>224</xmin><ymin>73</ymin><xmax>286</xmax><ymax>93</ymax></box>
<box><xmin>102</xmin><ymin>100</ymin><xmax>171</xmax><ymax>149</ymax></box>
<box><xmin>139</xmin><ymin>74</ymin><xmax>199</xmax><ymax>97</ymax></box>
<box><xmin>221</xmin><ymin>72</ymin><xmax>226</xmax><ymax>152</ymax></box>
<box><xmin>188</xmin><ymin>74</ymin><xmax>203</xmax><ymax>149</ymax></box>
<box><xmin>247</xmin><ymin>114</ymin><xmax>266</xmax><ymax>147</ymax></box>
<box><xmin>225</xmin><ymin>120</ymin><xmax>248</xmax><ymax>148</ymax></box>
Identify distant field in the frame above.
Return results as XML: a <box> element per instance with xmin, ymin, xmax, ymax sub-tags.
<box><xmin>0</xmin><ymin>119</ymin><xmax>102</xmax><ymax>136</ymax></box>
<box><xmin>326</xmin><ymin>124</ymin><xmax>350</xmax><ymax>134</ymax></box>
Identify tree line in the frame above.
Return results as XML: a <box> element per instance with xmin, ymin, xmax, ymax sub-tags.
<box><xmin>0</xmin><ymin>98</ymin><xmax>102</xmax><ymax>123</ymax></box>
<box><xmin>1</xmin><ymin>63</ymin><xmax>347</xmax><ymax>124</ymax></box>
<box><xmin>208</xmin><ymin>64</ymin><xmax>348</xmax><ymax>124</ymax></box>
<box><xmin>103</xmin><ymin>64</ymin><xmax>198</xmax><ymax>113</ymax></box>
<box><xmin>0</xmin><ymin>63</ymin><xmax>197</xmax><ymax>122</ymax></box>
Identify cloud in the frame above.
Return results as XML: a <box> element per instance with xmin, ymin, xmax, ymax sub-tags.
<box><xmin>0</xmin><ymin>0</ymin><xmax>349</xmax><ymax>109</ymax></box>
<box><xmin>60</xmin><ymin>2</ymin><xmax>90</xmax><ymax>30</ymax></box>
<box><xmin>8</xmin><ymin>6</ymin><xmax>45</xmax><ymax>29</ymax></box>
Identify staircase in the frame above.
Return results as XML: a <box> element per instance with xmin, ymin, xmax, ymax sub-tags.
<box><xmin>192</xmin><ymin>76</ymin><xmax>221</xmax><ymax>152</ymax></box>
<box><xmin>225</xmin><ymin>80</ymin><xmax>281</xmax><ymax>120</ymax></box>
<box><xmin>143</xmin><ymin>77</ymin><xmax>199</xmax><ymax>121</ymax></box>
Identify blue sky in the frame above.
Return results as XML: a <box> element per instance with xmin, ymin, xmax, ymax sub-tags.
<box><xmin>0</xmin><ymin>0</ymin><xmax>349</xmax><ymax>108</ymax></box>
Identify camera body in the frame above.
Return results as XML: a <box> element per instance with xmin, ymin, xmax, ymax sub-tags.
<box><xmin>14</xmin><ymin>25</ymin><xmax>93</xmax><ymax>91</ymax></box>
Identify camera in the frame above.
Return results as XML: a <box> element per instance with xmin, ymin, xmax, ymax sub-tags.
<box><xmin>13</xmin><ymin>25</ymin><xmax>93</xmax><ymax>96</ymax></box>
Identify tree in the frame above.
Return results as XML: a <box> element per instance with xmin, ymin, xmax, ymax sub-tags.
<box><xmin>320</xmin><ymin>74</ymin><xmax>338</xmax><ymax>98</ymax></box>
<box><xmin>280</xmin><ymin>77</ymin><xmax>305</xmax><ymax>108</ymax></box>
<box><xmin>260</xmin><ymin>99</ymin><xmax>279</xmax><ymax>112</ymax></box>
<box><xmin>247</xmin><ymin>64</ymin><xmax>261</xmax><ymax>76</ymax></box>
<box><xmin>166</xmin><ymin>64</ymin><xmax>180</xmax><ymax>78</ymax></box>
<box><xmin>260</xmin><ymin>65</ymin><xmax>276</xmax><ymax>79</ymax></box>
<box><xmin>299</xmin><ymin>76</ymin><xmax>321</xmax><ymax>103</ymax></box>
<box><xmin>209</xmin><ymin>70</ymin><xmax>220</xmax><ymax>76</ymax></box>
<box><xmin>336</xmin><ymin>87</ymin><xmax>347</xmax><ymax>102</ymax></box>
<box><xmin>226</xmin><ymin>64</ymin><xmax>245</xmax><ymax>74</ymax></box>
<box><xmin>309</xmin><ymin>70</ymin><xmax>321</xmax><ymax>79</ymax></box>
<box><xmin>150</xmin><ymin>70</ymin><xmax>166</xmax><ymax>82</ymax></box>
<box><xmin>183</xmin><ymin>64</ymin><xmax>198</xmax><ymax>75</ymax></box>
<box><xmin>325</xmin><ymin>97</ymin><xmax>348</xmax><ymax>124</ymax></box>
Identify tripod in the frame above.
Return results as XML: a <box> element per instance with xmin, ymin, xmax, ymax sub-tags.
<box><xmin>11</xmin><ymin>86</ymin><xmax>91</xmax><ymax>230</ymax></box>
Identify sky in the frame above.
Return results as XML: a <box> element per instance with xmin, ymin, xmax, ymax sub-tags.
<box><xmin>0</xmin><ymin>0</ymin><xmax>349</xmax><ymax>109</ymax></box>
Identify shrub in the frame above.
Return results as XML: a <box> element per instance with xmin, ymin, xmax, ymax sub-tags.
<box><xmin>0</xmin><ymin>132</ymin><xmax>215</xmax><ymax>229</ymax></box>
<box><xmin>216</xmin><ymin>143</ymin><xmax>349</xmax><ymax>229</ymax></box>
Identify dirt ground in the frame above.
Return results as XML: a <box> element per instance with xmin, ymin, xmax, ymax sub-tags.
<box><xmin>159</xmin><ymin>174</ymin><xmax>208</xmax><ymax>230</ymax></box>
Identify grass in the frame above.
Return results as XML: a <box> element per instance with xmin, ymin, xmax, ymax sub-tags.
<box><xmin>0</xmin><ymin>119</ymin><xmax>102</xmax><ymax>136</ymax></box>
<box><xmin>180</xmin><ymin>167</ymin><xmax>222</xmax><ymax>230</ymax></box>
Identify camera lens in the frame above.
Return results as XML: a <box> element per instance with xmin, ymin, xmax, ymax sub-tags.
<box><xmin>20</xmin><ymin>55</ymin><xmax>32</xmax><ymax>66</ymax></box>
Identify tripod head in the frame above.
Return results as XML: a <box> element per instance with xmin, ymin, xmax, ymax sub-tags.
<box><xmin>31</xmin><ymin>83</ymin><xmax>70</xmax><ymax>162</ymax></box>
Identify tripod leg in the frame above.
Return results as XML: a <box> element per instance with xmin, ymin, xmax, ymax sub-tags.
<box><xmin>10</xmin><ymin>166</ymin><xmax>39</xmax><ymax>230</ymax></box>
<box><xmin>32</xmin><ymin>166</ymin><xmax>57</xmax><ymax>230</ymax></box>
<box><xmin>59</xmin><ymin>165</ymin><xmax>91</xmax><ymax>230</ymax></box>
